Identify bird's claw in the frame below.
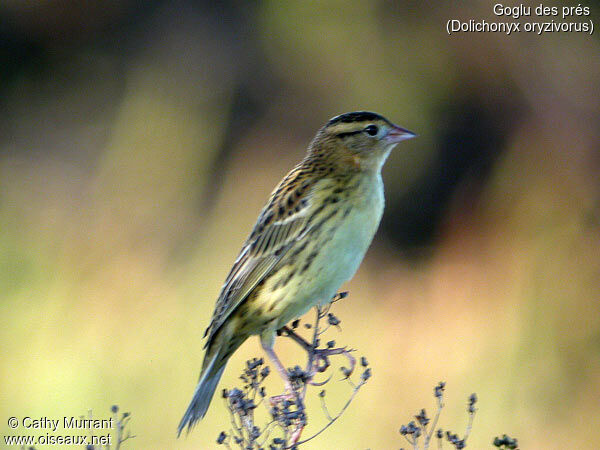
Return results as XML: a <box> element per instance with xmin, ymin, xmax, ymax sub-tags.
<box><xmin>314</xmin><ymin>346</ymin><xmax>356</xmax><ymax>375</ymax></box>
<box><xmin>308</xmin><ymin>373</ymin><xmax>333</xmax><ymax>386</ymax></box>
<box><xmin>268</xmin><ymin>391</ymin><xmax>296</xmax><ymax>407</ymax></box>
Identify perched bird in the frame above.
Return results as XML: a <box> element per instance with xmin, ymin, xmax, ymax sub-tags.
<box><xmin>178</xmin><ymin>111</ymin><xmax>415</xmax><ymax>435</ymax></box>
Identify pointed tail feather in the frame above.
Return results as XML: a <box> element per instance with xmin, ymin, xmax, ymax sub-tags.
<box><xmin>177</xmin><ymin>354</ymin><xmax>226</xmax><ymax>436</ymax></box>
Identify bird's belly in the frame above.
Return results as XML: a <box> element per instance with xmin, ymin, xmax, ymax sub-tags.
<box><xmin>263</xmin><ymin>185</ymin><xmax>384</xmax><ymax>329</ymax></box>
<box><xmin>306</xmin><ymin>205</ymin><xmax>380</xmax><ymax>297</ymax></box>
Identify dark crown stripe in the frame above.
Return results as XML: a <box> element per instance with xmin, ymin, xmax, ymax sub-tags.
<box><xmin>326</xmin><ymin>111</ymin><xmax>386</xmax><ymax>126</ymax></box>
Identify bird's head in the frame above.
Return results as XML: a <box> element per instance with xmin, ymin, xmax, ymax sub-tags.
<box><xmin>309</xmin><ymin>111</ymin><xmax>416</xmax><ymax>171</ymax></box>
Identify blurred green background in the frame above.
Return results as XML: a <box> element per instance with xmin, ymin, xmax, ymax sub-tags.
<box><xmin>1</xmin><ymin>1</ymin><xmax>599</xmax><ymax>448</ymax></box>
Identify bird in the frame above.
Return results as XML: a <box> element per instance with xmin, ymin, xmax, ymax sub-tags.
<box><xmin>178</xmin><ymin>111</ymin><xmax>416</xmax><ymax>435</ymax></box>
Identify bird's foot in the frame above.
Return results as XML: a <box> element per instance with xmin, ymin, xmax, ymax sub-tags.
<box><xmin>268</xmin><ymin>386</ymin><xmax>306</xmax><ymax>446</ymax></box>
<box><xmin>313</xmin><ymin>346</ymin><xmax>356</xmax><ymax>378</ymax></box>
<box><xmin>268</xmin><ymin>391</ymin><xmax>296</xmax><ymax>406</ymax></box>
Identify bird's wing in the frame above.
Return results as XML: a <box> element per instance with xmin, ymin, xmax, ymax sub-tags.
<box><xmin>204</xmin><ymin>166</ymin><xmax>316</xmax><ymax>346</ymax></box>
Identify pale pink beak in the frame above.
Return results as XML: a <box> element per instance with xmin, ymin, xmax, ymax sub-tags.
<box><xmin>384</xmin><ymin>125</ymin><xmax>417</xmax><ymax>143</ymax></box>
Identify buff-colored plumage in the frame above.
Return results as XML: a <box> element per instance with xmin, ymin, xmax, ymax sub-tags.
<box><xmin>178</xmin><ymin>112</ymin><xmax>415</xmax><ymax>435</ymax></box>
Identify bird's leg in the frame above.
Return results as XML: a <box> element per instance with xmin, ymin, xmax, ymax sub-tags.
<box><xmin>260</xmin><ymin>340</ymin><xmax>295</xmax><ymax>395</ymax></box>
<box><xmin>261</xmin><ymin>339</ymin><xmax>307</xmax><ymax>444</ymax></box>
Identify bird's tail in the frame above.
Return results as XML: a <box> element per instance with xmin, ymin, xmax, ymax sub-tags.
<box><xmin>178</xmin><ymin>329</ymin><xmax>246</xmax><ymax>436</ymax></box>
<box><xmin>178</xmin><ymin>352</ymin><xmax>226</xmax><ymax>436</ymax></box>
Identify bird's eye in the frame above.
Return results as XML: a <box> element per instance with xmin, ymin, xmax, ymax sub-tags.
<box><xmin>364</xmin><ymin>125</ymin><xmax>378</xmax><ymax>136</ymax></box>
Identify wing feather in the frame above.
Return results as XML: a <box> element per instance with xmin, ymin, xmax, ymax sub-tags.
<box><xmin>204</xmin><ymin>168</ymin><xmax>316</xmax><ymax>345</ymax></box>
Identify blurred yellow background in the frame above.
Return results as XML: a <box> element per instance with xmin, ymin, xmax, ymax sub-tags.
<box><xmin>1</xmin><ymin>1</ymin><xmax>599</xmax><ymax>448</ymax></box>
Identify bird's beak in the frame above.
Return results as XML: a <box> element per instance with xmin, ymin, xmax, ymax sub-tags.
<box><xmin>384</xmin><ymin>125</ymin><xmax>417</xmax><ymax>144</ymax></box>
